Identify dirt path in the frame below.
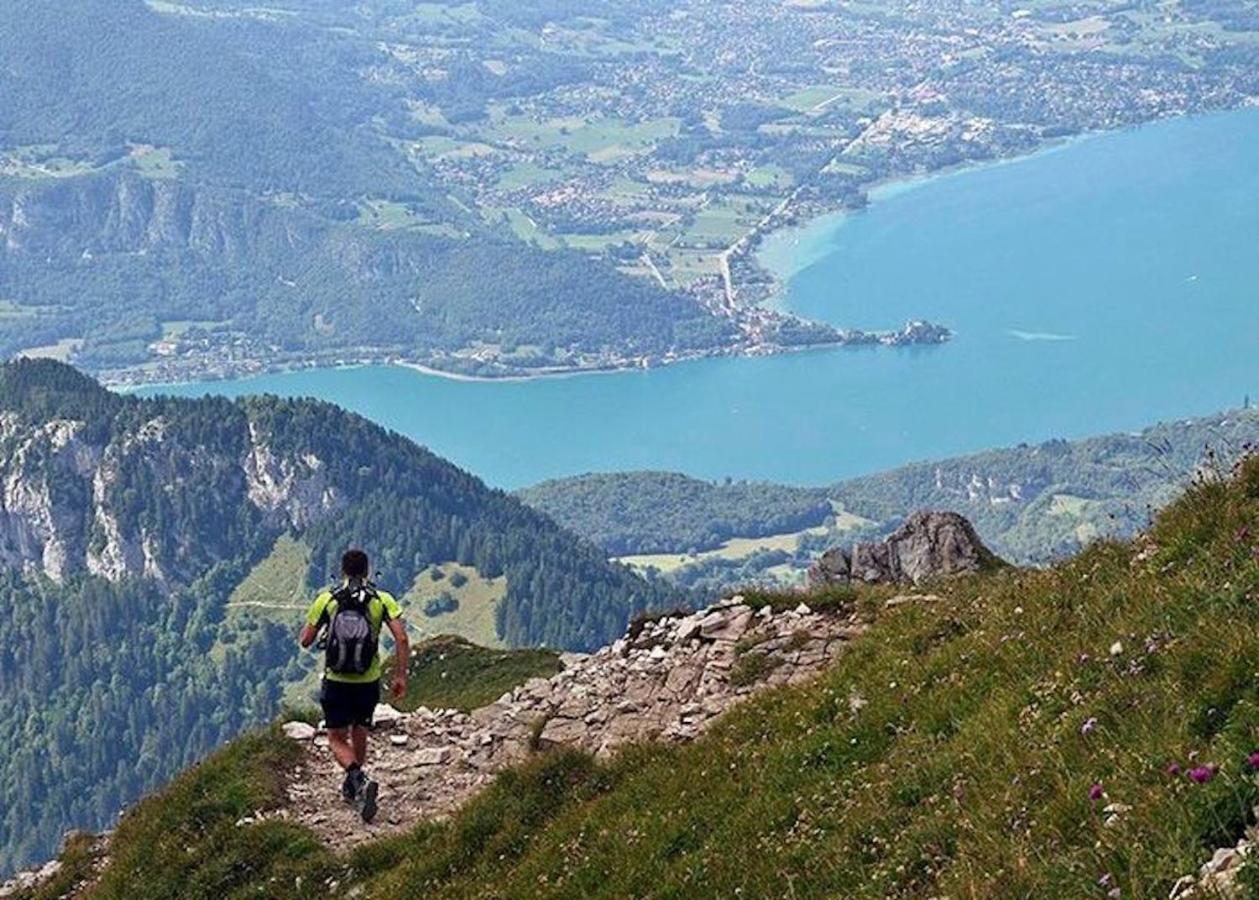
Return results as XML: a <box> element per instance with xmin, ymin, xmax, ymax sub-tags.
<box><xmin>279</xmin><ymin>598</ymin><xmax>870</xmax><ymax>848</ymax></box>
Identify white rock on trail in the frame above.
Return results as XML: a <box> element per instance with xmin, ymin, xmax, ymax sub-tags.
<box><xmin>282</xmin><ymin>721</ymin><xmax>316</xmax><ymax>741</ymax></box>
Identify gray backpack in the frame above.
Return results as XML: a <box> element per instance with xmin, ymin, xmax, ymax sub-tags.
<box><xmin>324</xmin><ymin>584</ymin><xmax>377</xmax><ymax>675</ymax></box>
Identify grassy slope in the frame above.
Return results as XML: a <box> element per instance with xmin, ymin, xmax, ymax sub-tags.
<box><xmin>29</xmin><ymin>458</ymin><xmax>1259</xmax><ymax>899</ymax></box>
<box><xmin>404</xmin><ymin>563</ymin><xmax>508</xmax><ymax>649</ymax></box>
<box><xmin>384</xmin><ymin>635</ymin><xmax>562</xmax><ymax>713</ymax></box>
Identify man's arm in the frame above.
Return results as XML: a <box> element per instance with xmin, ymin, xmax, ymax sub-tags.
<box><xmin>299</xmin><ymin>593</ymin><xmax>330</xmax><ymax>648</ymax></box>
<box><xmin>387</xmin><ymin>617</ymin><xmax>409</xmax><ymax>699</ymax></box>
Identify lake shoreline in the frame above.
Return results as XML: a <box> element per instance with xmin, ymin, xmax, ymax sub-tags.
<box><xmin>752</xmin><ymin>126</ymin><xmax>1118</xmax><ymax>308</ymax></box>
<box><xmin>116</xmin><ymin>105</ymin><xmax>1259</xmax><ymax>400</ymax></box>
<box><xmin>132</xmin><ymin>106</ymin><xmax>1259</xmax><ymax>490</ymax></box>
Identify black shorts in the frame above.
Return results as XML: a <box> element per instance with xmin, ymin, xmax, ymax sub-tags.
<box><xmin>320</xmin><ymin>679</ymin><xmax>380</xmax><ymax>730</ymax></box>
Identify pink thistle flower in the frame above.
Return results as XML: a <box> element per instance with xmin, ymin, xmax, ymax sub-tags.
<box><xmin>1089</xmin><ymin>782</ymin><xmax>1104</xmax><ymax>802</ymax></box>
<box><xmin>1188</xmin><ymin>765</ymin><xmax>1216</xmax><ymax>784</ymax></box>
<box><xmin>1248</xmin><ymin>752</ymin><xmax>1259</xmax><ymax>770</ymax></box>
<box><xmin>1166</xmin><ymin>762</ymin><xmax>1182</xmax><ymax>777</ymax></box>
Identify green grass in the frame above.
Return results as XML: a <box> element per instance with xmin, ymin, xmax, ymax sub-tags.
<box><xmin>31</xmin><ymin>458</ymin><xmax>1259</xmax><ymax>898</ymax></box>
<box><xmin>404</xmin><ymin>562</ymin><xmax>508</xmax><ymax>648</ymax></box>
<box><xmin>225</xmin><ymin>534</ymin><xmax>311</xmax><ymax>614</ymax></box>
<box><xmin>0</xmin><ymin>300</ymin><xmax>35</xmax><ymax>320</ymax></box>
<box><xmin>616</xmin><ymin>526</ymin><xmax>831</xmax><ymax>574</ymax></box>
<box><xmin>160</xmin><ymin>318</ymin><xmax>223</xmax><ymax>339</ymax></box>
<box><xmin>59</xmin><ymin>728</ymin><xmax>327</xmax><ymax>900</ymax></box>
<box><xmin>383</xmin><ymin>634</ymin><xmax>561</xmax><ymax>713</ymax></box>
<box><xmin>474</xmin><ymin>114</ymin><xmax>679</xmax><ymax>162</ymax></box>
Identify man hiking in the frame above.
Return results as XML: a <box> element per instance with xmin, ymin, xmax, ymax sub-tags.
<box><xmin>299</xmin><ymin>549</ymin><xmax>409</xmax><ymax>823</ymax></box>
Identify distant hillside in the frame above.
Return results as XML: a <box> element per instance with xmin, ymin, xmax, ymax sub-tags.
<box><xmin>521</xmin><ymin>408</ymin><xmax>1259</xmax><ymax>588</ymax></box>
<box><xmin>0</xmin><ymin>359</ymin><xmax>674</xmax><ymax>875</ymax></box>
<box><xmin>20</xmin><ymin>453</ymin><xmax>1259</xmax><ymax>897</ymax></box>
<box><xmin>518</xmin><ymin>471</ymin><xmax>832</xmax><ymax>556</ymax></box>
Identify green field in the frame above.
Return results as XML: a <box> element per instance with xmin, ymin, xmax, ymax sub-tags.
<box><xmin>782</xmin><ymin>85</ymin><xmax>885</xmax><ymax>114</ymax></box>
<box><xmin>495</xmin><ymin>161</ymin><xmax>567</xmax><ymax>190</ymax></box>
<box><xmin>474</xmin><ymin>113</ymin><xmax>680</xmax><ymax>163</ymax></box>
<box><xmin>0</xmin><ymin>300</ymin><xmax>32</xmax><ymax>320</ymax></box>
<box><xmin>404</xmin><ymin>561</ymin><xmax>508</xmax><ymax>649</ymax></box>
<box><xmin>616</xmin><ymin>526</ymin><xmax>832</xmax><ymax>574</ymax></box>
<box><xmin>129</xmin><ymin>144</ymin><xmax>181</xmax><ymax>178</ymax></box>
<box><xmin>160</xmin><ymin>319</ymin><xmax>222</xmax><ymax>338</ymax></box>
<box><xmin>16</xmin><ymin>338</ymin><xmax>82</xmax><ymax>362</ymax></box>
<box><xmin>226</xmin><ymin>534</ymin><xmax>311</xmax><ymax>613</ymax></box>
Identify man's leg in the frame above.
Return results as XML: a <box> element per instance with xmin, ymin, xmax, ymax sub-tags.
<box><xmin>351</xmin><ymin>725</ymin><xmax>369</xmax><ymax>766</ymax></box>
<box><xmin>326</xmin><ymin>727</ymin><xmax>358</xmax><ymax>770</ymax></box>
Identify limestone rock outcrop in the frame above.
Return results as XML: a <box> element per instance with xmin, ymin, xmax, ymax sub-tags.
<box><xmin>809</xmin><ymin>510</ymin><xmax>1001</xmax><ymax>587</ymax></box>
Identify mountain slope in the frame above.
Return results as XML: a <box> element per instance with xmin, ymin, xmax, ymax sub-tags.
<box><xmin>18</xmin><ymin>452</ymin><xmax>1259</xmax><ymax>897</ymax></box>
<box><xmin>0</xmin><ymin>359</ymin><xmax>674</xmax><ymax>875</ymax></box>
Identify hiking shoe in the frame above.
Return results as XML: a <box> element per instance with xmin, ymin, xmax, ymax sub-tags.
<box><xmin>342</xmin><ymin>767</ymin><xmax>364</xmax><ymax>804</ymax></box>
<box><xmin>358</xmin><ymin>778</ymin><xmax>379</xmax><ymax>824</ymax></box>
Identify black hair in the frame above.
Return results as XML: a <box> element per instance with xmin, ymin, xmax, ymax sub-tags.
<box><xmin>341</xmin><ymin>549</ymin><xmax>370</xmax><ymax>580</ymax></box>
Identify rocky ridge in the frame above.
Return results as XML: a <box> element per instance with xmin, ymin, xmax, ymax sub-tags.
<box><xmin>279</xmin><ymin>595</ymin><xmax>877</xmax><ymax>848</ymax></box>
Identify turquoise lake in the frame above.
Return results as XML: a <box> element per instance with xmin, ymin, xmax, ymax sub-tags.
<box><xmin>140</xmin><ymin>108</ymin><xmax>1259</xmax><ymax>490</ymax></box>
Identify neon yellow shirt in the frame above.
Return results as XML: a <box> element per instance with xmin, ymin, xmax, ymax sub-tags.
<box><xmin>305</xmin><ymin>586</ymin><xmax>404</xmax><ymax>684</ymax></box>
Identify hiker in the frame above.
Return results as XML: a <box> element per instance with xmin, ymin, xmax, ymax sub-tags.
<box><xmin>299</xmin><ymin>549</ymin><xmax>409</xmax><ymax>823</ymax></box>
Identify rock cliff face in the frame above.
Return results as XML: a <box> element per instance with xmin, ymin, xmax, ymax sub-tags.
<box><xmin>0</xmin><ymin>408</ymin><xmax>339</xmax><ymax>585</ymax></box>
<box><xmin>0</xmin><ymin>171</ymin><xmax>297</xmax><ymax>261</ymax></box>
<box><xmin>280</xmin><ymin>594</ymin><xmax>885</xmax><ymax>848</ymax></box>
<box><xmin>809</xmin><ymin>510</ymin><xmax>1002</xmax><ymax>587</ymax></box>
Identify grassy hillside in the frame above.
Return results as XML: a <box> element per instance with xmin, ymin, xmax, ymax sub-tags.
<box><xmin>384</xmin><ymin>635</ymin><xmax>562</xmax><ymax>713</ymax></box>
<box><xmin>28</xmin><ymin>453</ymin><xmax>1259</xmax><ymax>898</ymax></box>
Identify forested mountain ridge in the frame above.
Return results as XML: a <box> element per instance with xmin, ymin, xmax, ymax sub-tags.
<box><xmin>0</xmin><ymin>359</ymin><xmax>675</xmax><ymax>875</ymax></box>
<box><xmin>520</xmin><ymin>407</ymin><xmax>1259</xmax><ymax>589</ymax></box>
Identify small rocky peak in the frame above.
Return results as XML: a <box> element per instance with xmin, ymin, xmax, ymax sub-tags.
<box><xmin>809</xmin><ymin>510</ymin><xmax>1003</xmax><ymax>587</ymax></box>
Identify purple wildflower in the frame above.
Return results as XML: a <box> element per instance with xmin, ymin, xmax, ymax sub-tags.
<box><xmin>1081</xmin><ymin>717</ymin><xmax>1098</xmax><ymax>736</ymax></box>
<box><xmin>1248</xmin><ymin>752</ymin><xmax>1259</xmax><ymax>770</ymax></box>
<box><xmin>1089</xmin><ymin>782</ymin><xmax>1104</xmax><ymax>802</ymax></box>
<box><xmin>1166</xmin><ymin>762</ymin><xmax>1181</xmax><ymax>777</ymax></box>
<box><xmin>1188</xmin><ymin>765</ymin><xmax>1216</xmax><ymax>784</ymax></box>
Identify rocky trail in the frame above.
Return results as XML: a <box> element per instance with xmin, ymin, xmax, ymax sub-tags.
<box><xmin>277</xmin><ymin>597</ymin><xmax>870</xmax><ymax>848</ymax></box>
